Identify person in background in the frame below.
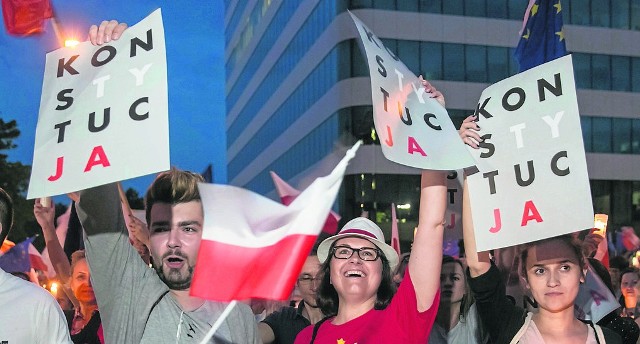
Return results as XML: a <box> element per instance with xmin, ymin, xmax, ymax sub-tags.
<box><xmin>392</xmin><ymin>252</ymin><xmax>410</xmax><ymax>287</ymax></box>
<box><xmin>0</xmin><ymin>187</ymin><xmax>72</xmax><ymax>343</ymax></box>
<box><xmin>429</xmin><ymin>255</ymin><xmax>487</xmax><ymax>344</ymax></box>
<box><xmin>588</xmin><ymin>258</ymin><xmax>640</xmax><ymax>344</ymax></box>
<box><xmin>35</xmin><ymin>199</ymin><xmax>103</xmax><ymax>343</ymax></box>
<box><xmin>620</xmin><ymin>268</ymin><xmax>640</xmax><ymax>319</ymax></box>
<box><xmin>610</xmin><ymin>255</ymin><xmax>630</xmax><ymax>301</ymax></box>
<box><xmin>260</xmin><ymin>252</ymin><xmax>325</xmax><ymax>344</ymax></box>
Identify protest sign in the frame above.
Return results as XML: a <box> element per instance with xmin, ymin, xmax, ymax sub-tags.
<box><xmin>348</xmin><ymin>12</ymin><xmax>473</xmax><ymax>170</ymax></box>
<box><xmin>466</xmin><ymin>55</ymin><xmax>593</xmax><ymax>251</ymax></box>
<box><xmin>445</xmin><ymin>170</ymin><xmax>464</xmax><ymax>242</ymax></box>
<box><xmin>27</xmin><ymin>9</ymin><xmax>168</xmax><ymax>199</ymax></box>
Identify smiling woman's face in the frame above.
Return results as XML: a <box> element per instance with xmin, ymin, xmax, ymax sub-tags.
<box><xmin>330</xmin><ymin>237</ymin><xmax>382</xmax><ymax>305</ymax></box>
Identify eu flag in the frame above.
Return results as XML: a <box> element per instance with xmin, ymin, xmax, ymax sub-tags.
<box><xmin>0</xmin><ymin>237</ymin><xmax>35</xmax><ymax>273</ymax></box>
<box><xmin>514</xmin><ymin>0</ymin><xmax>567</xmax><ymax>72</ymax></box>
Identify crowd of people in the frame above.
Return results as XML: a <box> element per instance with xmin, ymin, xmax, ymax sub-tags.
<box><xmin>2</xmin><ymin>19</ymin><xmax>640</xmax><ymax>344</ymax></box>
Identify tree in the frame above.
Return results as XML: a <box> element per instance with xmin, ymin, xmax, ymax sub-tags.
<box><xmin>0</xmin><ymin>118</ymin><xmax>33</xmax><ymax>245</ymax></box>
<box><xmin>125</xmin><ymin>187</ymin><xmax>144</xmax><ymax>210</ymax></box>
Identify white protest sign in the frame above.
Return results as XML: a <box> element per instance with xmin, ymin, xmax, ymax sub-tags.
<box><xmin>467</xmin><ymin>55</ymin><xmax>593</xmax><ymax>251</ymax></box>
<box><xmin>574</xmin><ymin>264</ymin><xmax>619</xmax><ymax>323</ymax></box>
<box><xmin>27</xmin><ymin>9</ymin><xmax>168</xmax><ymax>199</ymax></box>
<box><xmin>348</xmin><ymin>12</ymin><xmax>474</xmax><ymax>170</ymax></box>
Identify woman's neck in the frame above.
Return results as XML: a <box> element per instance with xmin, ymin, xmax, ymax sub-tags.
<box><xmin>436</xmin><ymin>301</ymin><xmax>461</xmax><ymax>332</ymax></box>
<box><xmin>532</xmin><ymin>308</ymin><xmax>587</xmax><ymax>341</ymax></box>
<box><xmin>78</xmin><ymin>301</ymin><xmax>98</xmax><ymax>320</ymax></box>
<box><xmin>333</xmin><ymin>297</ymin><xmax>376</xmax><ymax>325</ymax></box>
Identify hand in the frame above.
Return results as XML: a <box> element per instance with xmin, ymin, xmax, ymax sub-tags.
<box><xmin>66</xmin><ymin>192</ymin><xmax>79</xmax><ymax>202</ymax></box>
<box><xmin>34</xmin><ymin>198</ymin><xmax>55</xmax><ymax>232</ymax></box>
<box><xmin>458</xmin><ymin>115</ymin><xmax>482</xmax><ymax>148</ymax></box>
<box><xmin>88</xmin><ymin>20</ymin><xmax>128</xmax><ymax>45</ymax></box>
<box><xmin>419</xmin><ymin>76</ymin><xmax>445</xmax><ymax>107</ymax></box>
<box><xmin>127</xmin><ymin>214</ymin><xmax>150</xmax><ymax>247</ymax></box>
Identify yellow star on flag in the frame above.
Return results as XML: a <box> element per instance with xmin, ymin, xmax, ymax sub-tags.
<box><xmin>523</xmin><ymin>28</ymin><xmax>530</xmax><ymax>40</ymax></box>
<box><xmin>337</xmin><ymin>339</ymin><xmax>346</xmax><ymax>344</ymax></box>
<box><xmin>554</xmin><ymin>1</ymin><xmax>562</xmax><ymax>14</ymax></box>
<box><xmin>531</xmin><ymin>4</ymin><xmax>539</xmax><ymax>16</ymax></box>
<box><xmin>556</xmin><ymin>29</ymin><xmax>564</xmax><ymax>41</ymax></box>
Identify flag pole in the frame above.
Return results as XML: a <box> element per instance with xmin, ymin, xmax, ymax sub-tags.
<box><xmin>198</xmin><ymin>300</ymin><xmax>237</xmax><ymax>344</ymax></box>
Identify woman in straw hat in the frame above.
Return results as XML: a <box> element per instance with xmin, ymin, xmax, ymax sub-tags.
<box><xmin>294</xmin><ymin>81</ymin><xmax>447</xmax><ymax>344</ymax></box>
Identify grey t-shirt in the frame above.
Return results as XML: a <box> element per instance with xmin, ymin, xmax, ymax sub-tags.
<box><xmin>76</xmin><ymin>183</ymin><xmax>259</xmax><ymax>343</ymax></box>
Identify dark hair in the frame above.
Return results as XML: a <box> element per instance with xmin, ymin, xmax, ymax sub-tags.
<box><xmin>392</xmin><ymin>252</ymin><xmax>411</xmax><ymax>281</ymax></box>
<box><xmin>587</xmin><ymin>258</ymin><xmax>614</xmax><ymax>294</ymax></box>
<box><xmin>316</xmin><ymin>240</ymin><xmax>396</xmax><ymax>316</ymax></box>
<box><xmin>519</xmin><ymin>234</ymin><xmax>585</xmax><ymax>281</ymax></box>
<box><xmin>610</xmin><ymin>255</ymin><xmax>630</xmax><ymax>270</ymax></box>
<box><xmin>0</xmin><ymin>188</ymin><xmax>13</xmax><ymax>243</ymax></box>
<box><xmin>144</xmin><ymin>168</ymin><xmax>204</xmax><ymax>224</ymax></box>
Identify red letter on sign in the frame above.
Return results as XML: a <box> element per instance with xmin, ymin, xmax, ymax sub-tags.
<box><xmin>521</xmin><ymin>200</ymin><xmax>543</xmax><ymax>226</ymax></box>
<box><xmin>590</xmin><ymin>289</ymin><xmax>606</xmax><ymax>306</ymax></box>
<box><xmin>48</xmin><ymin>156</ymin><xmax>64</xmax><ymax>181</ymax></box>
<box><xmin>407</xmin><ymin>137</ymin><xmax>426</xmax><ymax>156</ymax></box>
<box><xmin>489</xmin><ymin>208</ymin><xmax>502</xmax><ymax>233</ymax></box>
<box><xmin>385</xmin><ymin>125</ymin><xmax>393</xmax><ymax>147</ymax></box>
<box><xmin>84</xmin><ymin>146</ymin><xmax>111</xmax><ymax>172</ymax></box>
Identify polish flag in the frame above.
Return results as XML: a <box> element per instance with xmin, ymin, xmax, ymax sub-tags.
<box><xmin>191</xmin><ymin>142</ymin><xmax>361</xmax><ymax>301</ymax></box>
<box><xmin>28</xmin><ymin>243</ymin><xmax>48</xmax><ymax>272</ymax></box>
<box><xmin>270</xmin><ymin>171</ymin><xmax>341</xmax><ymax>234</ymax></box>
<box><xmin>390</xmin><ymin>203</ymin><xmax>401</xmax><ymax>256</ymax></box>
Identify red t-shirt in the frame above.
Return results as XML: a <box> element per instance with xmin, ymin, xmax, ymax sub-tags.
<box><xmin>294</xmin><ymin>268</ymin><xmax>439</xmax><ymax>343</ymax></box>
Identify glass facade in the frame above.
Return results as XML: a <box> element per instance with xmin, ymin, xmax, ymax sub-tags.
<box><xmin>226</xmin><ymin>0</ymin><xmax>640</xmax><ymax>236</ymax></box>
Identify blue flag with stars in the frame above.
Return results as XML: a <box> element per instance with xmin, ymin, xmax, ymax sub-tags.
<box><xmin>0</xmin><ymin>237</ymin><xmax>35</xmax><ymax>273</ymax></box>
<box><xmin>514</xmin><ymin>0</ymin><xmax>567</xmax><ymax>72</ymax></box>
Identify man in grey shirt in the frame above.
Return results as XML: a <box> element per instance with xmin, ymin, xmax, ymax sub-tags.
<box><xmin>76</xmin><ymin>167</ymin><xmax>259</xmax><ymax>343</ymax></box>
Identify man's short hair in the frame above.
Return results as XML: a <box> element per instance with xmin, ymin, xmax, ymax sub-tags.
<box><xmin>144</xmin><ymin>168</ymin><xmax>204</xmax><ymax>224</ymax></box>
<box><xmin>0</xmin><ymin>187</ymin><xmax>13</xmax><ymax>243</ymax></box>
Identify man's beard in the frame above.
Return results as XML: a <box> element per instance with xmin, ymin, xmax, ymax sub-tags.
<box><xmin>154</xmin><ymin>250</ymin><xmax>194</xmax><ymax>290</ymax></box>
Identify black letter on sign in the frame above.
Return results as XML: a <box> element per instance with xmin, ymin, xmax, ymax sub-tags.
<box><xmin>89</xmin><ymin>108</ymin><xmax>111</xmax><ymax>132</ymax></box>
<box><xmin>381</xmin><ymin>87</ymin><xmax>389</xmax><ymax>111</ymax></box>
<box><xmin>474</xmin><ymin>97</ymin><xmax>492</xmax><ymax>119</ymax></box>
<box><xmin>551</xmin><ymin>150</ymin><xmax>570</xmax><ymax>176</ymax></box>
<box><xmin>423</xmin><ymin>113</ymin><xmax>442</xmax><ymax>130</ymax></box>
<box><xmin>398</xmin><ymin>104</ymin><xmax>412</xmax><ymax>125</ymax></box>
<box><xmin>56</xmin><ymin>89</ymin><xmax>74</xmax><ymax>110</ymax></box>
<box><xmin>376</xmin><ymin>55</ymin><xmax>386</xmax><ymax>77</ymax></box>
<box><xmin>502</xmin><ymin>87</ymin><xmax>526</xmax><ymax>111</ymax></box>
<box><xmin>483</xmin><ymin>170</ymin><xmax>499</xmax><ymax>195</ymax></box>
<box><xmin>129</xmin><ymin>97</ymin><xmax>149</xmax><ymax>120</ymax></box>
<box><xmin>362</xmin><ymin>26</ymin><xmax>381</xmax><ymax>48</ymax></box>
<box><xmin>514</xmin><ymin>160</ymin><xmax>535</xmax><ymax>186</ymax></box>
<box><xmin>57</xmin><ymin>55</ymin><xmax>79</xmax><ymax>77</ymax></box>
<box><xmin>91</xmin><ymin>46</ymin><xmax>117</xmax><ymax>67</ymax></box>
<box><xmin>54</xmin><ymin>120</ymin><xmax>71</xmax><ymax>143</ymax></box>
<box><xmin>447</xmin><ymin>189</ymin><xmax>457</xmax><ymax>204</ymax></box>
<box><xmin>131</xmin><ymin>29</ymin><xmax>154</xmax><ymax>57</ymax></box>
<box><xmin>478</xmin><ymin>134</ymin><xmax>495</xmax><ymax>158</ymax></box>
<box><xmin>538</xmin><ymin>73</ymin><xmax>563</xmax><ymax>101</ymax></box>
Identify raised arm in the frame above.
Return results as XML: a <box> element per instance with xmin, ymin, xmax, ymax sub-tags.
<box><xmin>34</xmin><ymin>199</ymin><xmax>72</xmax><ymax>284</ymax></box>
<box><xmin>462</xmin><ymin>178</ymin><xmax>491</xmax><ymax>277</ymax></box>
<box><xmin>34</xmin><ymin>198</ymin><xmax>80</xmax><ymax>308</ymax></box>
<box><xmin>410</xmin><ymin>170</ymin><xmax>446</xmax><ymax>312</ymax></box>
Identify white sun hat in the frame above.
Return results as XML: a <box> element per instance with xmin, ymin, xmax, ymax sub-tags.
<box><xmin>317</xmin><ymin>217</ymin><xmax>399</xmax><ymax>270</ymax></box>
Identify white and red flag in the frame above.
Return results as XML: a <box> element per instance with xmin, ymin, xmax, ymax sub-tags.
<box><xmin>270</xmin><ymin>171</ymin><xmax>341</xmax><ymax>235</ymax></box>
<box><xmin>191</xmin><ymin>142</ymin><xmax>361</xmax><ymax>301</ymax></box>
